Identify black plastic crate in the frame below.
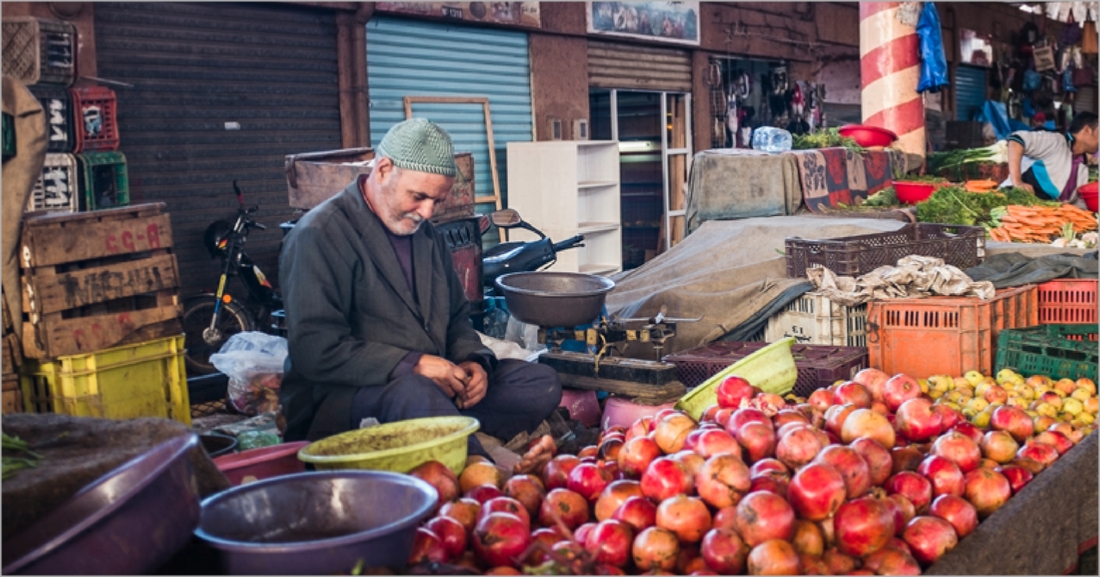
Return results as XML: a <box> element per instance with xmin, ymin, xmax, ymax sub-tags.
<box><xmin>663</xmin><ymin>341</ymin><xmax>869</xmax><ymax>397</ymax></box>
<box><xmin>30</xmin><ymin>85</ymin><xmax>75</xmax><ymax>153</ymax></box>
<box><xmin>785</xmin><ymin>223</ymin><xmax>986</xmax><ymax>278</ymax></box>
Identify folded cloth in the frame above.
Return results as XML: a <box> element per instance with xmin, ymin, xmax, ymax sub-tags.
<box><xmin>807</xmin><ymin>255</ymin><xmax>996</xmax><ymax>306</ymax></box>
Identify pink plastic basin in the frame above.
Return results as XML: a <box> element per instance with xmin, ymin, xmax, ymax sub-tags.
<box><xmin>559</xmin><ymin>389</ymin><xmax>601</xmax><ymax>428</ymax></box>
<box><xmin>213</xmin><ymin>441</ymin><xmax>310</xmax><ymax>486</ymax></box>
<box><xmin>1079</xmin><ymin>182</ymin><xmax>1098</xmax><ymax>212</ymax></box>
<box><xmin>601</xmin><ymin>397</ymin><xmax>677</xmax><ymax>431</ymax></box>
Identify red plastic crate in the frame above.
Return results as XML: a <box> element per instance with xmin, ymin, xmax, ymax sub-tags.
<box><xmin>1037</xmin><ymin>279</ymin><xmax>1098</xmax><ymax>325</ymax></box>
<box><xmin>70</xmin><ymin>86</ymin><xmax>120</xmax><ymax>153</ymax></box>
<box><xmin>663</xmin><ymin>342</ymin><xmax>869</xmax><ymax>398</ymax></box>
<box><xmin>866</xmin><ymin>285</ymin><xmax>1038</xmax><ymax>378</ymax></box>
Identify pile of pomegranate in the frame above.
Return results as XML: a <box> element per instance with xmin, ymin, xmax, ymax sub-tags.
<box><xmin>405</xmin><ymin>368</ymin><xmax>1090</xmax><ymax>575</ymax></box>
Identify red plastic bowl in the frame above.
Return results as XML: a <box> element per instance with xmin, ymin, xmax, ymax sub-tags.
<box><xmin>213</xmin><ymin>441</ymin><xmax>310</xmax><ymax>486</ymax></box>
<box><xmin>1078</xmin><ymin>182</ymin><xmax>1098</xmax><ymax>212</ymax></box>
<box><xmin>839</xmin><ymin>124</ymin><xmax>898</xmax><ymax>148</ymax></box>
<box><xmin>893</xmin><ymin>180</ymin><xmax>939</xmax><ymax>204</ymax></box>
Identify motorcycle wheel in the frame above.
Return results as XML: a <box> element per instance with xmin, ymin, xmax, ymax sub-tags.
<box><xmin>182</xmin><ymin>296</ymin><xmax>255</xmax><ymax>375</ymax></box>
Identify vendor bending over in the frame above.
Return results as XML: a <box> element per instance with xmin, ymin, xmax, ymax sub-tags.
<box><xmin>1006</xmin><ymin>111</ymin><xmax>1098</xmax><ymax>205</ymax></box>
<box><xmin>279</xmin><ymin>118</ymin><xmax>562</xmax><ymax>473</ymax></box>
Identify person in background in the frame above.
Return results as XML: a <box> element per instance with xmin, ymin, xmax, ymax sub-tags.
<box><xmin>279</xmin><ymin>118</ymin><xmax>562</xmax><ymax>473</ymax></box>
<box><xmin>1006</xmin><ymin>111</ymin><xmax>1098</xmax><ymax>204</ymax></box>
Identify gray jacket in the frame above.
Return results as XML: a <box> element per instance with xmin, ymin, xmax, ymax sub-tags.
<box><xmin>278</xmin><ymin>179</ymin><xmax>493</xmax><ymax>441</ymax></box>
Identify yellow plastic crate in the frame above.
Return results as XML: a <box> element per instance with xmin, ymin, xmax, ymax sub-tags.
<box><xmin>21</xmin><ymin>334</ymin><xmax>190</xmax><ymax>425</ymax></box>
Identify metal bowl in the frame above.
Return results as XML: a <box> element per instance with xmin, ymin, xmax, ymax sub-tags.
<box><xmin>2</xmin><ymin>434</ymin><xmax>202</xmax><ymax>575</ymax></box>
<box><xmin>201</xmin><ymin>432</ymin><xmax>238</xmax><ymax>458</ymax></box>
<box><xmin>495</xmin><ymin>271</ymin><xmax>615</xmax><ymax>328</ymax></box>
<box><xmin>194</xmin><ymin>470</ymin><xmax>436</xmax><ymax>575</ymax></box>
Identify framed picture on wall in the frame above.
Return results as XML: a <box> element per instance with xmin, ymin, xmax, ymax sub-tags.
<box><xmin>587</xmin><ymin>2</ymin><xmax>700</xmax><ymax>46</ymax></box>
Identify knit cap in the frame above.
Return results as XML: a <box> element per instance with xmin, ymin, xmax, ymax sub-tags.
<box><xmin>376</xmin><ymin>118</ymin><xmax>457</xmax><ymax>177</ymax></box>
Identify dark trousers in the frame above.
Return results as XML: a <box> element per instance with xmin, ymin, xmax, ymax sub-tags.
<box><xmin>349</xmin><ymin>359</ymin><xmax>562</xmax><ymax>459</ymax></box>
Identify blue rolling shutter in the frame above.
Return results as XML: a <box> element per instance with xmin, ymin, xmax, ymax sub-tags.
<box><xmin>367</xmin><ymin>16</ymin><xmax>532</xmax><ymax>219</ymax></box>
<box><xmin>955</xmin><ymin>65</ymin><xmax>988</xmax><ymax>121</ymax></box>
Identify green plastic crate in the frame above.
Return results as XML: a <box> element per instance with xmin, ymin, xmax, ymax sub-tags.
<box><xmin>2</xmin><ymin>112</ymin><xmax>14</xmax><ymax>162</ymax></box>
<box><xmin>995</xmin><ymin>324</ymin><xmax>1099</xmax><ymax>382</ymax></box>
<box><xmin>76</xmin><ymin>151</ymin><xmax>129</xmax><ymax>211</ymax></box>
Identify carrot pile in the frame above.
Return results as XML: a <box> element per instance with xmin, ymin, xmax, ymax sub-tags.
<box><xmin>988</xmin><ymin>204</ymin><xmax>1098</xmax><ymax>243</ymax></box>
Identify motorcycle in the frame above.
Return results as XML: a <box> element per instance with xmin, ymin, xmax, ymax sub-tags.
<box><xmin>182</xmin><ymin>181</ymin><xmax>283</xmax><ymax>375</ymax></box>
<box><xmin>480</xmin><ymin>208</ymin><xmax>586</xmax><ymax>293</ymax></box>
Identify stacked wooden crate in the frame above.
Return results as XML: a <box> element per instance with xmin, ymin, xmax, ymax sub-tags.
<box><xmin>3</xmin><ymin>295</ymin><xmax>22</xmax><ymax>413</ymax></box>
<box><xmin>17</xmin><ymin>203</ymin><xmax>190</xmax><ymax>424</ymax></box>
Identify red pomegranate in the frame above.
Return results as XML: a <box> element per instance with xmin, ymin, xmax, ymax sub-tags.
<box><xmin>853</xmin><ymin>368</ymin><xmax>891</xmax><ymax>402</ymax></box>
<box><xmin>503</xmin><ymin>474</ymin><xmax>545</xmax><ymax>518</ymax></box>
<box><xmin>654</xmin><ymin>413</ymin><xmax>698</xmax><ymax>454</ymax></box>
<box><xmin>999</xmin><ymin>465</ymin><xmax>1034</xmax><ymax>494</ymax></box>
<box><xmin>409</xmin><ymin>460</ymin><xmax>461</xmax><ymax>512</ymax></box>
<box><xmin>833</xmin><ymin>382</ymin><xmax>874</xmax><ymax>408</ymax></box>
<box><xmin>727</xmin><ymin>407</ymin><xmax>773</xmax><ymax>435</ymax></box>
<box><xmin>901</xmin><ymin>516</ymin><xmax>958</xmax><ymax>566</ymax></box>
<box><xmin>749</xmin><ymin>475</ymin><xmax>789</xmax><ymax>500</ymax></box>
<box><xmin>963</xmin><ymin>468</ymin><xmax>1012</xmax><ymax>519</ymax></box>
<box><xmin>813</xmin><ymin>444</ymin><xmax>872</xmax><ymax>499</ymax></box>
<box><xmin>735</xmin><ymin>422</ymin><xmax>777</xmax><ymax>463</ymax></box>
<box><xmin>481</xmin><ymin>497</ymin><xmax>531</xmax><ymax>530</ymax></box>
<box><xmin>791</xmin><ymin>519</ymin><xmax>824</xmax><ymax>556</ymax></box>
<box><xmin>712</xmin><ymin>505</ymin><xmax>738</xmax><ymax>531</ymax></box>
<box><xmin>808</xmin><ymin>389</ymin><xmax>834</xmax><ymax>412</ymax></box>
<box><xmin>822</xmin><ymin>548</ymin><xmax>857</xmax><ymax>574</ymax></box>
<box><xmin>882</xmin><ymin>374</ymin><xmax>922</xmax><ymax>412</ymax></box>
<box><xmin>538</xmin><ymin>488</ymin><xmax>590</xmax><ymax>529</ymax></box>
<box><xmin>612</xmin><ymin>495</ymin><xmax>657</xmax><ymax>532</ymax></box>
<box><xmin>861</xmin><ymin>546</ymin><xmax>921</xmax><ymax>575</ymax></box>
<box><xmin>849</xmin><ymin>436</ymin><xmax>894</xmax><ymax>487</ymax></box>
<box><xmin>656</xmin><ymin>494</ymin><xmax>712</xmax><ymax>543</ymax></box>
<box><xmin>773</xmin><ymin>408</ymin><xmax>811</xmax><ymax>429</ymax></box>
<box><xmin>931</xmin><ymin>432</ymin><xmax>982</xmax><ymax>473</ymax></box>
<box><xmin>717</xmin><ymin>375</ymin><xmax>754</xmax><ymax>409</ymax></box>
<box><xmin>632</xmin><ymin>527</ymin><xmax>681</xmax><ymax>571</ymax></box>
<box><xmin>888</xmin><ymin>494</ymin><xmax>916</xmax><ymax>532</ymax></box>
<box><xmin>1032</xmin><ymin>430</ymin><xmax>1074</xmax><ymax>456</ymax></box>
<box><xmin>1017</xmin><ymin>441</ymin><xmax>1059</xmax><ymax>469</ymax></box>
<box><xmin>425</xmin><ymin>515</ymin><xmax>467</xmax><ymax>561</ymax></box>
<box><xmin>695</xmin><ymin>453</ymin><xmax>752</xmax><ymax>509</ymax></box>
<box><xmin>884</xmin><ymin>471</ymin><xmax>933</xmax><ymax>514</ymax></box>
<box><xmin>990</xmin><ymin>406</ymin><xmax>1035</xmax><ymax>444</ymax></box>
<box><xmin>472</xmin><ymin>512</ymin><xmax>532</xmax><ymax>568</ymax></box>
<box><xmin>594</xmin><ymin>480</ymin><xmax>644</xmax><ymax>522</ymax></box>
<box><xmin>542</xmin><ymin>455</ymin><xmax>581</xmax><ymax>491</ymax></box>
<box><xmin>525</xmin><ymin>527</ymin><xmax>564</xmax><ymax>566</ymax></box>
<box><xmin>625</xmin><ymin>417</ymin><xmax>653</xmax><ymax>443</ymax></box>
<box><xmin>567</xmin><ymin>462</ymin><xmax>613</xmax><ymax>503</ymax></box>
<box><xmin>841</xmin><ymin>408</ymin><xmax>896</xmax><ymax>448</ymax></box>
<box><xmin>686</xmin><ymin>428</ymin><xmax>742</xmax><ymax>460</ymax></box>
<box><xmin>980</xmin><ymin>430</ymin><xmax>1020</xmax><ymax>464</ymax></box>
<box><xmin>584</xmin><ymin>519</ymin><xmax>635</xmax><ymax>568</ymax></box>
<box><xmin>824</xmin><ymin>404</ymin><xmax>858</xmax><ymax>438</ymax></box>
<box><xmin>928</xmin><ymin>494</ymin><xmax>978</xmax><ymax>538</ymax></box>
<box><xmin>787</xmin><ymin>463</ymin><xmax>847</xmax><ymax>521</ymax></box>
<box><xmin>746</xmin><ymin>539</ymin><xmax>801</xmax><ymax>575</ymax></box>
<box><xmin>775</xmin><ymin>426</ymin><xmax>825</xmax><ymax>470</ymax></box>
<box><xmin>950</xmin><ymin>421</ymin><xmax>984</xmax><ymax>445</ymax></box>
<box><xmin>833</xmin><ymin>495</ymin><xmax>895</xmax><ymax>557</ymax></box>
<box><xmin>890</xmin><ymin>446</ymin><xmax>925</xmax><ymax>475</ymax></box>
<box><xmin>916</xmin><ymin>455</ymin><xmax>966</xmax><ymax>498</ymax></box>
<box><xmin>734</xmin><ymin>491</ymin><xmax>796</xmax><ymax>547</ymax></box>
<box><xmin>700</xmin><ymin>527</ymin><xmax>749</xmax><ymax>574</ymax></box>
<box><xmin>641</xmin><ymin>456</ymin><xmax>694</xmax><ymax>502</ymax></box>
<box><xmin>618</xmin><ymin>436</ymin><xmax>662</xmax><ymax>479</ymax></box>
<box><xmin>408</xmin><ymin>526</ymin><xmax>448</xmax><ymax>565</ymax></box>
<box><xmin>932</xmin><ymin>404</ymin><xmax>961</xmax><ymax>431</ymax></box>
<box><xmin>466</xmin><ymin>484</ymin><xmax>505</xmax><ymax>505</ymax></box>
<box><xmin>895</xmin><ymin>398</ymin><xmax>944</xmax><ymax>442</ymax></box>
<box><xmin>749</xmin><ymin>458</ymin><xmax>790</xmax><ymax>480</ymax></box>
<box><xmin>439</xmin><ymin>498</ymin><xmax>481</xmax><ymax>534</ymax></box>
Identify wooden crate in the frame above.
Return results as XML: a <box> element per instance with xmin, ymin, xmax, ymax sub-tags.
<box><xmin>3</xmin><ymin>382</ymin><xmax>23</xmax><ymax>414</ymax></box>
<box><xmin>20</xmin><ymin>203</ymin><xmax>182</xmax><ymax>359</ymax></box>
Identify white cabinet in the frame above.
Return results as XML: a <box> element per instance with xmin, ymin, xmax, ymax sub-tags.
<box><xmin>505</xmin><ymin>141</ymin><xmax>622</xmax><ymax>275</ymax></box>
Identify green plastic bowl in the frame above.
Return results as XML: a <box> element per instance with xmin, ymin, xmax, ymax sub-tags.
<box><xmin>298</xmin><ymin>416</ymin><xmax>479</xmax><ymax>476</ymax></box>
<box><xmin>675</xmin><ymin>338</ymin><xmax>798</xmax><ymax>420</ymax></box>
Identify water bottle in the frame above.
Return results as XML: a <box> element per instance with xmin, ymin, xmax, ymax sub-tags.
<box><xmin>751</xmin><ymin>126</ymin><xmax>793</xmax><ymax>153</ymax></box>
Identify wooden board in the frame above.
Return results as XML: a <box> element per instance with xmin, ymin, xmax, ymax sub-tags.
<box><xmin>557</xmin><ymin>373</ymin><xmax>686</xmax><ymax>404</ymax></box>
<box><xmin>3</xmin><ymin>333</ymin><xmax>20</xmax><ymax>376</ymax></box>
<box><xmin>22</xmin><ymin>304</ymin><xmax>181</xmax><ymax>359</ymax></box>
<box><xmin>24</xmin><ymin>252</ymin><xmax>179</xmax><ymax>316</ymax></box>
<box><xmin>21</xmin><ymin>203</ymin><xmax>173</xmax><ymax>269</ymax></box>
<box><xmin>3</xmin><ymin>388</ymin><xmax>23</xmax><ymax>414</ymax></box>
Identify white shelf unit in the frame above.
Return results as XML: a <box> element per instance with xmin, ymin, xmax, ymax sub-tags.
<box><xmin>505</xmin><ymin>141</ymin><xmax>622</xmax><ymax>275</ymax></box>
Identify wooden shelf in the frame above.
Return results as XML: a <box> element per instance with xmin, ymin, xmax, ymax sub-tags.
<box><xmin>578</xmin><ymin>180</ymin><xmax>618</xmax><ymax>190</ymax></box>
<box><xmin>578</xmin><ymin>222</ymin><xmax>620</xmax><ymax>235</ymax></box>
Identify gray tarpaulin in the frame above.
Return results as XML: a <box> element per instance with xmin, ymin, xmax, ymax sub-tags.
<box><xmin>685</xmin><ymin>149</ymin><xmax>803</xmax><ymax>235</ymax></box>
<box><xmin>964</xmin><ymin>252</ymin><xmax>1099</xmax><ymax>288</ymax></box>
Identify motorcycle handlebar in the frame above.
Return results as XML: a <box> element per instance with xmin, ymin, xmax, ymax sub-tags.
<box><xmin>552</xmin><ymin>235</ymin><xmax>585</xmax><ymax>253</ymax></box>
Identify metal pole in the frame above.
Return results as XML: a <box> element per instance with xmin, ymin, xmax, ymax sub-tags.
<box><xmin>860</xmin><ymin>2</ymin><xmax>926</xmax><ymax>157</ymax></box>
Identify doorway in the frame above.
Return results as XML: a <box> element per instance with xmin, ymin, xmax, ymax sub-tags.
<box><xmin>590</xmin><ymin>89</ymin><xmax>691</xmax><ymax>271</ymax></box>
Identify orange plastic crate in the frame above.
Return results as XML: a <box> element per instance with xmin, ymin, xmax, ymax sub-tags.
<box><xmin>1037</xmin><ymin>279</ymin><xmax>1098</xmax><ymax>325</ymax></box>
<box><xmin>866</xmin><ymin>285</ymin><xmax>1038</xmax><ymax>378</ymax></box>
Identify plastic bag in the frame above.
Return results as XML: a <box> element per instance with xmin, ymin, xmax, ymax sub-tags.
<box><xmin>917</xmin><ymin>2</ymin><xmax>950</xmax><ymax>93</ymax></box>
<box><xmin>209</xmin><ymin>332</ymin><xmax>288</xmax><ymax>415</ymax></box>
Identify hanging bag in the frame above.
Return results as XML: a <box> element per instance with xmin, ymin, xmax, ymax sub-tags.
<box><xmin>1082</xmin><ymin>20</ymin><xmax>1098</xmax><ymax>54</ymax></box>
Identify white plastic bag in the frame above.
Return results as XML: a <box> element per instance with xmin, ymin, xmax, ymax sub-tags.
<box><xmin>209</xmin><ymin>332</ymin><xmax>288</xmax><ymax>415</ymax></box>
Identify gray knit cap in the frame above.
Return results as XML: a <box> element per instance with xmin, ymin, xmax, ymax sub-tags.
<box><xmin>376</xmin><ymin>118</ymin><xmax>457</xmax><ymax>177</ymax></box>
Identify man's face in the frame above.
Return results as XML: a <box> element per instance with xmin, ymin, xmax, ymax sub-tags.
<box><xmin>1078</xmin><ymin>125</ymin><xmax>1099</xmax><ymax>154</ymax></box>
<box><xmin>374</xmin><ymin>160</ymin><xmax>453</xmax><ymax>236</ymax></box>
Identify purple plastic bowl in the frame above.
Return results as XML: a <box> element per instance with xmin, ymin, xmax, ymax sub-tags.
<box><xmin>2</xmin><ymin>434</ymin><xmax>202</xmax><ymax>575</ymax></box>
<box><xmin>193</xmin><ymin>470</ymin><xmax>436</xmax><ymax>575</ymax></box>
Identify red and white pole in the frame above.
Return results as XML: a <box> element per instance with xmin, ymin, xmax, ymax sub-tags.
<box><xmin>860</xmin><ymin>2</ymin><xmax>925</xmax><ymax>157</ymax></box>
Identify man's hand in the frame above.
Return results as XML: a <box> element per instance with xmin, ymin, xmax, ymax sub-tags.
<box><xmin>456</xmin><ymin>361</ymin><xmax>488</xmax><ymax>409</ymax></box>
<box><xmin>1017</xmin><ymin>183</ymin><xmax>1035</xmax><ymax>194</ymax></box>
<box><xmin>413</xmin><ymin>355</ymin><xmax>468</xmax><ymax>401</ymax></box>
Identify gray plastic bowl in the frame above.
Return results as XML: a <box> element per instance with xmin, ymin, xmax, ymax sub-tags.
<box><xmin>193</xmin><ymin>470</ymin><xmax>436</xmax><ymax>575</ymax></box>
<box><xmin>2</xmin><ymin>434</ymin><xmax>201</xmax><ymax>575</ymax></box>
<box><xmin>496</xmin><ymin>271</ymin><xmax>615</xmax><ymax>328</ymax></box>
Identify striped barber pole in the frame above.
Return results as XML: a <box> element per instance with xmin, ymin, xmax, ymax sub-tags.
<box><xmin>860</xmin><ymin>2</ymin><xmax>926</xmax><ymax>156</ymax></box>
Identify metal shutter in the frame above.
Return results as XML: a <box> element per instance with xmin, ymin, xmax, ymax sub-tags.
<box><xmin>367</xmin><ymin>16</ymin><xmax>532</xmax><ymax>218</ymax></box>
<box><xmin>94</xmin><ymin>2</ymin><xmax>342</xmax><ymax>298</ymax></box>
<box><xmin>955</xmin><ymin>65</ymin><xmax>988</xmax><ymax>121</ymax></box>
<box><xmin>587</xmin><ymin>40</ymin><xmax>691</xmax><ymax>93</ymax></box>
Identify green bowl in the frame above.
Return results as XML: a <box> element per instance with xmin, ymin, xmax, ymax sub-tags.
<box><xmin>298</xmin><ymin>416</ymin><xmax>479</xmax><ymax>475</ymax></box>
<box><xmin>675</xmin><ymin>338</ymin><xmax>798</xmax><ymax>420</ymax></box>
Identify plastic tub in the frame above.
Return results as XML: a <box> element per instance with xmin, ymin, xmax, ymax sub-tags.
<box><xmin>601</xmin><ymin>397</ymin><xmax>676</xmax><ymax>431</ymax></box>
<box><xmin>675</xmin><ymin>338</ymin><xmax>797</xmax><ymax>420</ymax></box>
<box><xmin>298</xmin><ymin>416</ymin><xmax>479</xmax><ymax>475</ymax></box>
<box><xmin>893</xmin><ymin>180</ymin><xmax>939</xmax><ymax>204</ymax></box>
<box><xmin>559</xmin><ymin>388</ymin><xmax>601</xmax><ymax>428</ymax></box>
<box><xmin>194</xmin><ymin>471</ymin><xmax>436</xmax><ymax>575</ymax></box>
<box><xmin>838</xmin><ymin>124</ymin><xmax>897</xmax><ymax>148</ymax></box>
<box><xmin>1078</xmin><ymin>181</ymin><xmax>1098</xmax><ymax>212</ymax></box>
<box><xmin>213</xmin><ymin>441</ymin><xmax>309</xmax><ymax>486</ymax></box>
